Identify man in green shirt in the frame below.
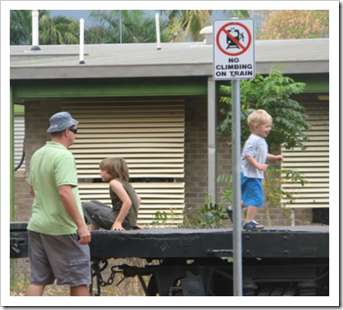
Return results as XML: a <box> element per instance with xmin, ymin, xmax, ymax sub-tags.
<box><xmin>26</xmin><ymin>112</ymin><xmax>91</xmax><ymax>296</ymax></box>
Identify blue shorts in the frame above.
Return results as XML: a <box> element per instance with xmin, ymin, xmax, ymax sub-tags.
<box><xmin>241</xmin><ymin>172</ymin><xmax>264</xmax><ymax>207</ymax></box>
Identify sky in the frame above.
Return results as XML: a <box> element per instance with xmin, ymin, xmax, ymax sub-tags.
<box><xmin>50</xmin><ymin>10</ymin><xmax>94</xmax><ymax>26</ymax></box>
<box><xmin>49</xmin><ymin>10</ymin><xmax>227</xmax><ymax>28</ymax></box>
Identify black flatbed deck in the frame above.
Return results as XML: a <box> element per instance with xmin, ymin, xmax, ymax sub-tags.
<box><xmin>90</xmin><ymin>225</ymin><xmax>329</xmax><ymax>259</ymax></box>
<box><xmin>10</xmin><ymin>223</ymin><xmax>330</xmax><ymax>296</ymax></box>
<box><xmin>10</xmin><ymin>222</ymin><xmax>329</xmax><ymax>260</ymax></box>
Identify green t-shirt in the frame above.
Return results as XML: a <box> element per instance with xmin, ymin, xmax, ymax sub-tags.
<box><xmin>27</xmin><ymin>141</ymin><xmax>84</xmax><ymax>235</ymax></box>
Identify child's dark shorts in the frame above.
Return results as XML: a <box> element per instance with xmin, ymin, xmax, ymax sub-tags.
<box><xmin>82</xmin><ymin>200</ymin><xmax>133</xmax><ymax>230</ymax></box>
<box><xmin>28</xmin><ymin>230</ymin><xmax>91</xmax><ymax>286</ymax></box>
<box><xmin>241</xmin><ymin>172</ymin><xmax>264</xmax><ymax>207</ymax></box>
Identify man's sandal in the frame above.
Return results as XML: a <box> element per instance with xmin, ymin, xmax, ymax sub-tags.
<box><xmin>225</xmin><ymin>205</ymin><xmax>233</xmax><ymax>223</ymax></box>
<box><xmin>243</xmin><ymin>220</ymin><xmax>264</xmax><ymax>230</ymax></box>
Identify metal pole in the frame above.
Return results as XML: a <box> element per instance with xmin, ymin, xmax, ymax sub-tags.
<box><xmin>232</xmin><ymin>79</ymin><xmax>243</xmax><ymax>296</ymax></box>
<box><xmin>10</xmin><ymin>85</ymin><xmax>14</xmax><ymax>222</ymax></box>
<box><xmin>31</xmin><ymin>10</ymin><xmax>40</xmax><ymax>51</ymax></box>
<box><xmin>207</xmin><ymin>77</ymin><xmax>217</xmax><ymax>203</ymax></box>
<box><xmin>79</xmin><ymin>19</ymin><xmax>85</xmax><ymax>64</ymax></box>
<box><xmin>155</xmin><ymin>13</ymin><xmax>161</xmax><ymax>50</ymax></box>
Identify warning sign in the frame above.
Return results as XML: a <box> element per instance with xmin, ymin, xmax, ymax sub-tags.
<box><xmin>213</xmin><ymin>19</ymin><xmax>255</xmax><ymax>80</ymax></box>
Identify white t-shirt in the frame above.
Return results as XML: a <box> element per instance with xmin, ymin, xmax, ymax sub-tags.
<box><xmin>241</xmin><ymin>134</ymin><xmax>268</xmax><ymax>179</ymax></box>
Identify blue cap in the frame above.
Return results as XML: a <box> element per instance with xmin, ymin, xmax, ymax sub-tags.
<box><xmin>47</xmin><ymin>112</ymin><xmax>79</xmax><ymax>133</ymax></box>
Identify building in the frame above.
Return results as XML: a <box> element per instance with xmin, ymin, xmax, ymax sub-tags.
<box><xmin>10</xmin><ymin>36</ymin><xmax>329</xmax><ymax>226</ymax></box>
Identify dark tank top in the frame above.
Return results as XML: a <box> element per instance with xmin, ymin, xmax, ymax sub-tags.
<box><xmin>109</xmin><ymin>178</ymin><xmax>139</xmax><ymax>228</ymax></box>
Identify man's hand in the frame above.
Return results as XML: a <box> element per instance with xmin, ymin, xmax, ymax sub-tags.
<box><xmin>77</xmin><ymin>225</ymin><xmax>91</xmax><ymax>245</ymax></box>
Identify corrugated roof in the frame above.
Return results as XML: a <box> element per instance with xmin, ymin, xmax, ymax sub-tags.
<box><xmin>10</xmin><ymin>39</ymin><xmax>329</xmax><ymax>79</ymax></box>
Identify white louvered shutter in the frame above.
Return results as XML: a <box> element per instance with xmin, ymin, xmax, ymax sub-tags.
<box><xmin>281</xmin><ymin>100</ymin><xmax>329</xmax><ymax>208</ymax></box>
<box><xmin>14</xmin><ymin>115</ymin><xmax>25</xmax><ymax>170</ymax></box>
<box><xmin>63</xmin><ymin>102</ymin><xmax>185</xmax><ymax>225</ymax></box>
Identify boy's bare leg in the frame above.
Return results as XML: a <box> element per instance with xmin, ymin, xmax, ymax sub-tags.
<box><xmin>25</xmin><ymin>284</ymin><xmax>45</xmax><ymax>296</ymax></box>
<box><xmin>89</xmin><ymin>223</ymin><xmax>99</xmax><ymax>231</ymax></box>
<box><xmin>245</xmin><ymin>206</ymin><xmax>259</xmax><ymax>222</ymax></box>
<box><xmin>70</xmin><ymin>285</ymin><xmax>89</xmax><ymax>296</ymax></box>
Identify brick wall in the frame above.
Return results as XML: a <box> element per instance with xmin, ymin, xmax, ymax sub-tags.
<box><xmin>14</xmin><ymin>170</ymin><xmax>31</xmax><ymax>221</ymax></box>
<box><xmin>14</xmin><ymin>100</ymin><xmax>62</xmax><ymax>221</ymax></box>
<box><xmin>15</xmin><ymin>96</ymin><xmax>318</xmax><ymax>227</ymax></box>
<box><xmin>183</xmin><ymin>96</ymin><xmax>231</xmax><ymax>222</ymax></box>
<box><xmin>183</xmin><ymin>94</ymin><xmax>319</xmax><ymax>227</ymax></box>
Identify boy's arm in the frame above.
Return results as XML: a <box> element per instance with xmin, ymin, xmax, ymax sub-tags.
<box><xmin>110</xmin><ymin>180</ymin><xmax>132</xmax><ymax>231</ymax></box>
<box><xmin>58</xmin><ymin>185</ymin><xmax>91</xmax><ymax>245</ymax></box>
<box><xmin>245</xmin><ymin>156</ymin><xmax>269</xmax><ymax>172</ymax></box>
<box><xmin>267</xmin><ymin>154</ymin><xmax>284</xmax><ymax>161</ymax></box>
<box><xmin>137</xmin><ymin>194</ymin><xmax>141</xmax><ymax>208</ymax></box>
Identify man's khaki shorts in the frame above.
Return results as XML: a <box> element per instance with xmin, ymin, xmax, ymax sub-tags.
<box><xmin>28</xmin><ymin>230</ymin><xmax>91</xmax><ymax>286</ymax></box>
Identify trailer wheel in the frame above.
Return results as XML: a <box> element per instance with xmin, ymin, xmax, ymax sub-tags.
<box><xmin>146</xmin><ymin>258</ymin><xmax>233</xmax><ymax>296</ymax></box>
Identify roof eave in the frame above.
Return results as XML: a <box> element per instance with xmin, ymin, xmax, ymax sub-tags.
<box><xmin>10</xmin><ymin>60</ymin><xmax>328</xmax><ymax>80</ymax></box>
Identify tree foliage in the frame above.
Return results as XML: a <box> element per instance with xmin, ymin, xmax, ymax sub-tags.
<box><xmin>160</xmin><ymin>10</ymin><xmax>212</xmax><ymax>41</ymax></box>
<box><xmin>10</xmin><ymin>10</ymin><xmax>78</xmax><ymax>45</ymax></box>
<box><xmin>10</xmin><ymin>10</ymin><xmax>252</xmax><ymax>45</ymax></box>
<box><xmin>223</xmin><ymin>10</ymin><xmax>250</xmax><ymax>18</ymax></box>
<box><xmin>259</xmin><ymin>10</ymin><xmax>329</xmax><ymax>40</ymax></box>
<box><xmin>39</xmin><ymin>15</ymin><xmax>79</xmax><ymax>44</ymax></box>
<box><xmin>218</xmin><ymin>69</ymin><xmax>311</xmax><ymax>152</ymax></box>
<box><xmin>10</xmin><ymin>10</ymin><xmax>49</xmax><ymax>45</ymax></box>
<box><xmin>10</xmin><ymin>10</ymin><xmax>31</xmax><ymax>45</ymax></box>
<box><xmin>88</xmin><ymin>10</ymin><xmax>169</xmax><ymax>44</ymax></box>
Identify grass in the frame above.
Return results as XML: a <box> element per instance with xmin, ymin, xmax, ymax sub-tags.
<box><xmin>10</xmin><ymin>258</ymin><xmax>153</xmax><ymax>296</ymax></box>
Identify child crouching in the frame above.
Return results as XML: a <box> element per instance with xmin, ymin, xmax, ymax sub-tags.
<box><xmin>83</xmin><ymin>157</ymin><xmax>141</xmax><ymax>231</ymax></box>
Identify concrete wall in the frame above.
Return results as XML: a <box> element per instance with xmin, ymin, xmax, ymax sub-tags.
<box><xmin>15</xmin><ymin>95</ymin><xmax>318</xmax><ymax>226</ymax></box>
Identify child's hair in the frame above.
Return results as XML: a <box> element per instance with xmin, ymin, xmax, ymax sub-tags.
<box><xmin>247</xmin><ymin>109</ymin><xmax>272</xmax><ymax>132</ymax></box>
<box><xmin>99</xmin><ymin>157</ymin><xmax>129</xmax><ymax>181</ymax></box>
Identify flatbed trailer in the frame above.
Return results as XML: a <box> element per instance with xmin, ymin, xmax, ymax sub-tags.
<box><xmin>10</xmin><ymin>222</ymin><xmax>329</xmax><ymax>296</ymax></box>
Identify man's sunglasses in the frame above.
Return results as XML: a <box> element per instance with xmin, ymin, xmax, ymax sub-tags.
<box><xmin>69</xmin><ymin>127</ymin><xmax>77</xmax><ymax>134</ymax></box>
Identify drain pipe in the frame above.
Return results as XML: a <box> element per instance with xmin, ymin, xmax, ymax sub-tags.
<box><xmin>155</xmin><ymin>13</ymin><xmax>161</xmax><ymax>50</ymax></box>
<box><xmin>31</xmin><ymin>10</ymin><xmax>40</xmax><ymax>51</ymax></box>
<box><xmin>79</xmin><ymin>18</ymin><xmax>85</xmax><ymax>64</ymax></box>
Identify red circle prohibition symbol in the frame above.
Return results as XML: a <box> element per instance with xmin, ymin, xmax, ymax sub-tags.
<box><xmin>216</xmin><ymin>22</ymin><xmax>252</xmax><ymax>56</ymax></box>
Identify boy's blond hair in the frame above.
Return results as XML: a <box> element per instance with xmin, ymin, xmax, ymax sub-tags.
<box><xmin>247</xmin><ymin>109</ymin><xmax>272</xmax><ymax>132</ymax></box>
<box><xmin>99</xmin><ymin>157</ymin><xmax>130</xmax><ymax>181</ymax></box>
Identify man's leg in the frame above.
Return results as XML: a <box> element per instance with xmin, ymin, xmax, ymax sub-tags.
<box><xmin>25</xmin><ymin>284</ymin><xmax>45</xmax><ymax>296</ymax></box>
<box><xmin>70</xmin><ymin>285</ymin><xmax>89</xmax><ymax>296</ymax></box>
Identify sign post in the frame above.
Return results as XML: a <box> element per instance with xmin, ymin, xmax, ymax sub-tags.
<box><xmin>213</xmin><ymin>18</ymin><xmax>255</xmax><ymax>296</ymax></box>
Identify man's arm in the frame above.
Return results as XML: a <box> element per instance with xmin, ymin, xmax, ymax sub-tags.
<box><xmin>29</xmin><ymin>185</ymin><xmax>35</xmax><ymax>198</ymax></box>
<box><xmin>58</xmin><ymin>185</ymin><xmax>91</xmax><ymax>245</ymax></box>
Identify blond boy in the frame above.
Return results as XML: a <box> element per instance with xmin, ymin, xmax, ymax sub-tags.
<box><xmin>226</xmin><ymin>109</ymin><xmax>283</xmax><ymax>229</ymax></box>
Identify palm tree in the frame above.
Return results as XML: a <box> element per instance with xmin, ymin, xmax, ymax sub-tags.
<box><xmin>39</xmin><ymin>15</ymin><xmax>79</xmax><ymax>44</ymax></box>
<box><xmin>85</xmin><ymin>25</ymin><xmax>109</xmax><ymax>44</ymax></box>
<box><xmin>10</xmin><ymin>10</ymin><xmax>31</xmax><ymax>44</ymax></box>
<box><xmin>181</xmin><ymin>10</ymin><xmax>212</xmax><ymax>41</ymax></box>
<box><xmin>160</xmin><ymin>10</ymin><xmax>250</xmax><ymax>42</ymax></box>
<box><xmin>223</xmin><ymin>10</ymin><xmax>250</xmax><ymax>18</ymax></box>
<box><xmin>10</xmin><ymin>10</ymin><xmax>49</xmax><ymax>45</ymax></box>
<box><xmin>160</xmin><ymin>10</ymin><xmax>212</xmax><ymax>41</ymax></box>
<box><xmin>10</xmin><ymin>10</ymin><xmax>78</xmax><ymax>45</ymax></box>
<box><xmin>88</xmin><ymin>10</ymin><xmax>167</xmax><ymax>44</ymax></box>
